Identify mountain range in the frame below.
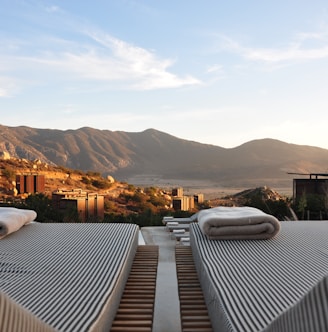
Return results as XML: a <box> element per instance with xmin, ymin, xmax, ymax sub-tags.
<box><xmin>1</xmin><ymin>124</ymin><xmax>328</xmax><ymax>189</ymax></box>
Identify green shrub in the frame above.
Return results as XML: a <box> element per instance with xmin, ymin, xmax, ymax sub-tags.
<box><xmin>2</xmin><ymin>167</ymin><xmax>15</xmax><ymax>181</ymax></box>
<box><xmin>91</xmin><ymin>179</ymin><xmax>111</xmax><ymax>189</ymax></box>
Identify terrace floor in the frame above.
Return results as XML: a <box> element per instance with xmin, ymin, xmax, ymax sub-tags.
<box><xmin>140</xmin><ymin>226</ymin><xmax>212</xmax><ymax>332</ymax></box>
<box><xmin>141</xmin><ymin>226</ymin><xmax>182</xmax><ymax>332</ymax></box>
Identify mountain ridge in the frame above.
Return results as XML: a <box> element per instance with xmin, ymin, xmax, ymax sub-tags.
<box><xmin>1</xmin><ymin>124</ymin><xmax>327</xmax><ymax>189</ymax></box>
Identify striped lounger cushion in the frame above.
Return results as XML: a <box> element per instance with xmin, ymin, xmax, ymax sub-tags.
<box><xmin>0</xmin><ymin>222</ymin><xmax>139</xmax><ymax>332</ymax></box>
<box><xmin>190</xmin><ymin>221</ymin><xmax>328</xmax><ymax>332</ymax></box>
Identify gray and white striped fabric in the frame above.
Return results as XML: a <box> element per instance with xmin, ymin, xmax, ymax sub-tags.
<box><xmin>0</xmin><ymin>223</ymin><xmax>139</xmax><ymax>332</ymax></box>
<box><xmin>190</xmin><ymin>221</ymin><xmax>328</xmax><ymax>332</ymax></box>
<box><xmin>264</xmin><ymin>274</ymin><xmax>328</xmax><ymax>332</ymax></box>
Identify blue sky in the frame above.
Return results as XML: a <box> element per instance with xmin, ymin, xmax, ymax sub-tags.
<box><xmin>1</xmin><ymin>0</ymin><xmax>328</xmax><ymax>149</ymax></box>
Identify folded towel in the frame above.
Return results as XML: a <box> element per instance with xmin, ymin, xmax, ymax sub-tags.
<box><xmin>197</xmin><ymin>206</ymin><xmax>280</xmax><ymax>240</ymax></box>
<box><xmin>0</xmin><ymin>207</ymin><xmax>37</xmax><ymax>239</ymax></box>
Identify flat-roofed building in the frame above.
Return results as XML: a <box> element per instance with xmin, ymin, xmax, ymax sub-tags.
<box><xmin>194</xmin><ymin>193</ymin><xmax>204</xmax><ymax>204</ymax></box>
<box><xmin>52</xmin><ymin>189</ymin><xmax>104</xmax><ymax>222</ymax></box>
<box><xmin>16</xmin><ymin>174</ymin><xmax>45</xmax><ymax>194</ymax></box>
<box><xmin>292</xmin><ymin>174</ymin><xmax>328</xmax><ymax>202</ymax></box>
<box><xmin>172</xmin><ymin>187</ymin><xmax>183</xmax><ymax>197</ymax></box>
<box><xmin>291</xmin><ymin>173</ymin><xmax>328</xmax><ymax>219</ymax></box>
<box><xmin>172</xmin><ymin>196</ymin><xmax>195</xmax><ymax>211</ymax></box>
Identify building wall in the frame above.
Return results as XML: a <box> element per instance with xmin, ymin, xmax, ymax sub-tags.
<box><xmin>16</xmin><ymin>175</ymin><xmax>25</xmax><ymax>194</ymax></box>
<box><xmin>95</xmin><ymin>195</ymin><xmax>104</xmax><ymax>219</ymax></box>
<box><xmin>172</xmin><ymin>196</ymin><xmax>195</xmax><ymax>211</ymax></box>
<box><xmin>52</xmin><ymin>189</ymin><xmax>104</xmax><ymax>222</ymax></box>
<box><xmin>172</xmin><ymin>197</ymin><xmax>183</xmax><ymax>211</ymax></box>
<box><xmin>25</xmin><ymin>175</ymin><xmax>34</xmax><ymax>194</ymax></box>
<box><xmin>172</xmin><ymin>187</ymin><xmax>183</xmax><ymax>197</ymax></box>
<box><xmin>76</xmin><ymin>199</ymin><xmax>86</xmax><ymax>222</ymax></box>
<box><xmin>194</xmin><ymin>194</ymin><xmax>204</xmax><ymax>204</ymax></box>
<box><xmin>293</xmin><ymin>179</ymin><xmax>328</xmax><ymax>201</ymax></box>
<box><xmin>35</xmin><ymin>175</ymin><xmax>45</xmax><ymax>193</ymax></box>
<box><xmin>16</xmin><ymin>174</ymin><xmax>45</xmax><ymax>194</ymax></box>
<box><xmin>188</xmin><ymin>196</ymin><xmax>195</xmax><ymax>210</ymax></box>
<box><xmin>87</xmin><ymin>195</ymin><xmax>95</xmax><ymax>218</ymax></box>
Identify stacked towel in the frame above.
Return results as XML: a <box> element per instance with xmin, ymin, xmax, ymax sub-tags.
<box><xmin>0</xmin><ymin>207</ymin><xmax>37</xmax><ymax>239</ymax></box>
<box><xmin>198</xmin><ymin>206</ymin><xmax>280</xmax><ymax>240</ymax></box>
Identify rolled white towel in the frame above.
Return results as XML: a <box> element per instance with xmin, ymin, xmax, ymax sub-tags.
<box><xmin>0</xmin><ymin>207</ymin><xmax>37</xmax><ymax>239</ymax></box>
<box><xmin>198</xmin><ymin>206</ymin><xmax>280</xmax><ymax>240</ymax></box>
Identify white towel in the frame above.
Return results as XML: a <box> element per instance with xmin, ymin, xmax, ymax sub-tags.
<box><xmin>198</xmin><ymin>206</ymin><xmax>280</xmax><ymax>240</ymax></box>
<box><xmin>0</xmin><ymin>207</ymin><xmax>37</xmax><ymax>239</ymax></box>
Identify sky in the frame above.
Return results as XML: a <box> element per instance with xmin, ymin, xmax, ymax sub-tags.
<box><xmin>1</xmin><ymin>0</ymin><xmax>328</xmax><ymax>149</ymax></box>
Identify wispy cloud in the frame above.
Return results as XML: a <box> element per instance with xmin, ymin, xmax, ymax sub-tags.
<box><xmin>206</xmin><ymin>64</ymin><xmax>223</xmax><ymax>73</ymax></box>
<box><xmin>219</xmin><ymin>29</ymin><xmax>328</xmax><ymax>65</ymax></box>
<box><xmin>245</xmin><ymin>45</ymin><xmax>328</xmax><ymax>62</ymax></box>
<box><xmin>0</xmin><ymin>21</ymin><xmax>201</xmax><ymax>93</ymax></box>
<box><xmin>70</xmin><ymin>30</ymin><xmax>201</xmax><ymax>89</ymax></box>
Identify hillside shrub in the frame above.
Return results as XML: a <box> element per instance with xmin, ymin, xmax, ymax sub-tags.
<box><xmin>2</xmin><ymin>167</ymin><xmax>15</xmax><ymax>181</ymax></box>
<box><xmin>21</xmin><ymin>193</ymin><xmax>63</xmax><ymax>223</ymax></box>
<box><xmin>86</xmin><ymin>171</ymin><xmax>101</xmax><ymax>177</ymax></box>
<box><xmin>91</xmin><ymin>179</ymin><xmax>112</xmax><ymax>189</ymax></box>
<box><xmin>81</xmin><ymin>176</ymin><xmax>92</xmax><ymax>185</ymax></box>
<box><xmin>149</xmin><ymin>195</ymin><xmax>167</xmax><ymax>207</ymax></box>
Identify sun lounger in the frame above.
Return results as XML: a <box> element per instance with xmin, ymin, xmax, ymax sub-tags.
<box><xmin>0</xmin><ymin>291</ymin><xmax>55</xmax><ymax>332</ymax></box>
<box><xmin>166</xmin><ymin>223</ymin><xmax>190</xmax><ymax>232</ymax></box>
<box><xmin>0</xmin><ymin>222</ymin><xmax>139</xmax><ymax>332</ymax></box>
<box><xmin>179</xmin><ymin>237</ymin><xmax>190</xmax><ymax>246</ymax></box>
<box><xmin>166</xmin><ymin>221</ymin><xmax>179</xmax><ymax>226</ymax></box>
<box><xmin>173</xmin><ymin>231</ymin><xmax>190</xmax><ymax>241</ymax></box>
<box><xmin>162</xmin><ymin>213</ymin><xmax>198</xmax><ymax>225</ymax></box>
<box><xmin>190</xmin><ymin>220</ymin><xmax>328</xmax><ymax>332</ymax></box>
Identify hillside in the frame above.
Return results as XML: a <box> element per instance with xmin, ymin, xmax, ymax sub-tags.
<box><xmin>0</xmin><ymin>157</ymin><xmax>295</xmax><ymax>222</ymax></box>
<box><xmin>0</xmin><ymin>157</ymin><xmax>122</xmax><ymax>198</ymax></box>
<box><xmin>1</xmin><ymin>124</ymin><xmax>328</xmax><ymax>189</ymax></box>
<box><xmin>0</xmin><ymin>158</ymin><xmax>175</xmax><ymax>217</ymax></box>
